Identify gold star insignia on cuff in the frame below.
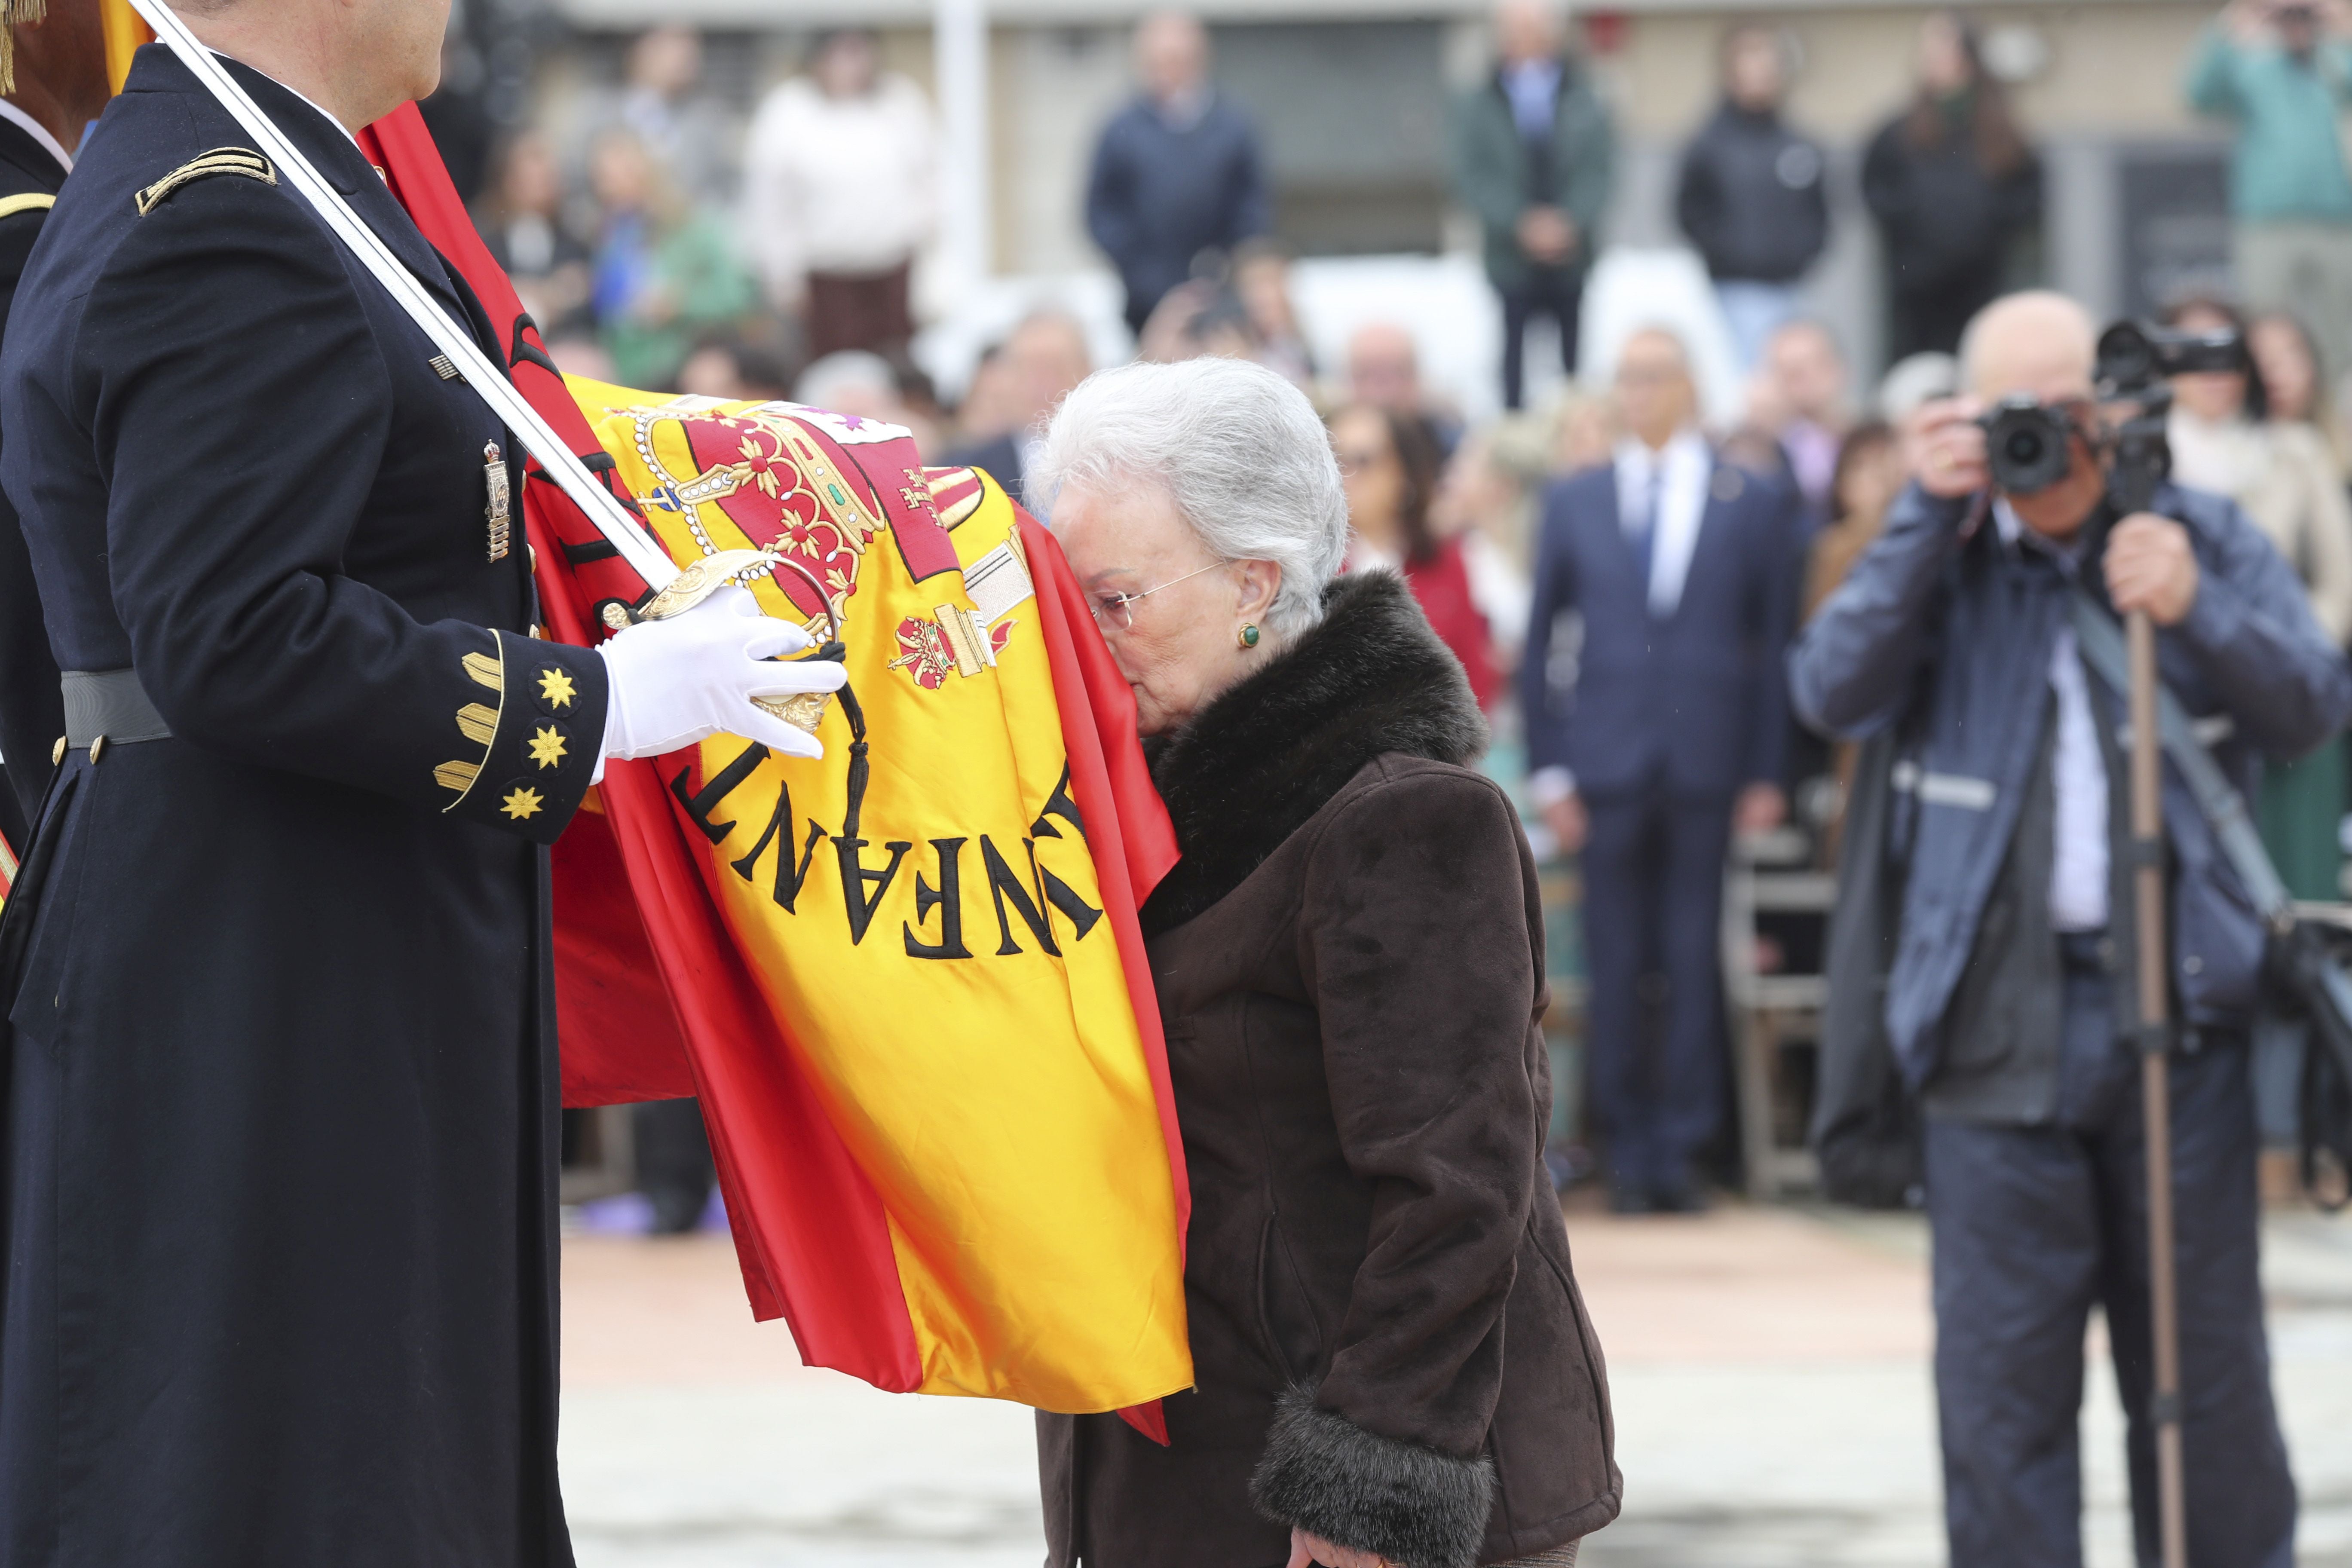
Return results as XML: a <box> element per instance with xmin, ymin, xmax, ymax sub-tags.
<box><xmin>501</xmin><ymin>786</ymin><xmax>545</xmax><ymax>821</ymax></box>
<box><xmin>537</xmin><ymin>667</ymin><xmax>577</xmax><ymax>708</ymax></box>
<box><xmin>527</xmin><ymin>725</ymin><xmax>568</xmax><ymax>769</ymax></box>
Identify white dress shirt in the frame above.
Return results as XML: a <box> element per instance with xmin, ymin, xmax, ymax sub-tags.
<box><xmin>1501</xmin><ymin>58</ymin><xmax>1563</xmax><ymax>141</ymax></box>
<box><xmin>1614</xmin><ymin>429</ymin><xmax>1712</xmax><ymax>621</ymax></box>
<box><xmin>1995</xmin><ymin>501</ymin><xmax>2110</xmax><ymax>932</ymax></box>
<box><xmin>0</xmin><ymin>99</ymin><xmax>73</xmax><ymax>175</ymax></box>
<box><xmin>1530</xmin><ymin>431</ymin><xmax>1714</xmax><ymax>806</ymax></box>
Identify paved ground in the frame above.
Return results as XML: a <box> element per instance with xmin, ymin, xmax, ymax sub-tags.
<box><xmin>558</xmin><ymin>1200</ymin><xmax>2352</xmax><ymax>1567</ymax></box>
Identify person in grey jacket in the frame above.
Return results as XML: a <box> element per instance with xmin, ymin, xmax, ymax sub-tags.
<box><xmin>1792</xmin><ymin>291</ymin><xmax>2350</xmax><ymax>1568</ymax></box>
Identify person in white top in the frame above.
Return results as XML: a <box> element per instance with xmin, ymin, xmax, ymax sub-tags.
<box><xmin>2165</xmin><ymin>294</ymin><xmax>2352</xmax><ymax>901</ymax></box>
<box><xmin>742</xmin><ymin>28</ymin><xmax>937</xmax><ymax>362</ymax></box>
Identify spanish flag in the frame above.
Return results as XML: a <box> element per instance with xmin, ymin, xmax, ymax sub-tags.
<box><xmin>99</xmin><ymin>0</ymin><xmax>148</xmax><ymax>94</ymax></box>
<box><xmin>349</xmin><ymin>107</ymin><xmax>1194</xmax><ymax>1425</ymax></box>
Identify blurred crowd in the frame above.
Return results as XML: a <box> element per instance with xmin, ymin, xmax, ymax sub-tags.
<box><xmin>475</xmin><ymin>0</ymin><xmax>2352</xmax><ymax>1220</ymax></box>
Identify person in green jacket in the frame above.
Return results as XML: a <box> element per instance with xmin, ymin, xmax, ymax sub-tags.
<box><xmin>1451</xmin><ymin>0</ymin><xmax>1614</xmax><ymax>410</ymax></box>
<box><xmin>2187</xmin><ymin>0</ymin><xmax>2352</xmax><ymax>380</ymax></box>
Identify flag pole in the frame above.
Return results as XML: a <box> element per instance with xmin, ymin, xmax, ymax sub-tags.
<box><xmin>2127</xmin><ymin>604</ymin><xmax>2190</xmax><ymax>1568</ymax></box>
<box><xmin>119</xmin><ymin>0</ymin><xmax>683</xmax><ymax>595</ymax></box>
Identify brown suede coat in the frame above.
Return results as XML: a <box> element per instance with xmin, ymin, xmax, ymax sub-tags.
<box><xmin>1037</xmin><ymin>573</ymin><xmax>1619</xmax><ymax>1568</ymax></box>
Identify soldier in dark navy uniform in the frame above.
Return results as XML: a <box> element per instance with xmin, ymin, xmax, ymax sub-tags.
<box><xmin>0</xmin><ymin>1</ymin><xmax>839</xmax><ymax>1563</ymax></box>
<box><xmin>0</xmin><ymin>0</ymin><xmax>107</xmax><ymax>855</ymax></box>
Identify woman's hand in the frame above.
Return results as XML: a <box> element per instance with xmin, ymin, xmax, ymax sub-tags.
<box><xmin>1286</xmin><ymin>1527</ymin><xmax>1391</xmax><ymax>1568</ymax></box>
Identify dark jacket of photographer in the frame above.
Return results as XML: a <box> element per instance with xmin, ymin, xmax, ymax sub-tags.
<box><xmin>1789</xmin><ymin>480</ymin><xmax>2352</xmax><ymax>1114</ymax></box>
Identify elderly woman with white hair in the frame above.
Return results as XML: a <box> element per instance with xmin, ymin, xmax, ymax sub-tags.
<box><xmin>1030</xmin><ymin>357</ymin><xmax>1619</xmax><ymax>1568</ymax></box>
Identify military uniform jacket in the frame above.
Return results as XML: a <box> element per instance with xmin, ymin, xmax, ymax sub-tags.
<box><xmin>0</xmin><ymin>48</ymin><xmax>608</xmax><ymax>1566</ymax></box>
<box><xmin>0</xmin><ymin>105</ymin><xmax>70</xmax><ymax>854</ymax></box>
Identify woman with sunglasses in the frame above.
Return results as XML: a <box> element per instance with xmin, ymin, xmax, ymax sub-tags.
<box><xmin>1029</xmin><ymin>355</ymin><xmax>1618</xmax><ymax>1568</ymax></box>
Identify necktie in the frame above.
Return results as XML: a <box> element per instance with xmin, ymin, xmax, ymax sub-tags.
<box><xmin>1629</xmin><ymin>466</ymin><xmax>1662</xmax><ymax>604</ymax></box>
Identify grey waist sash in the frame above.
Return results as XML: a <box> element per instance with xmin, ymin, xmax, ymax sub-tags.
<box><xmin>61</xmin><ymin>668</ymin><xmax>171</xmax><ymax>748</ymax></box>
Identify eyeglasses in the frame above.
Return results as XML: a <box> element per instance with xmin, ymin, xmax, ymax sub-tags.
<box><xmin>1089</xmin><ymin>562</ymin><xmax>1226</xmax><ymax>633</ymax></box>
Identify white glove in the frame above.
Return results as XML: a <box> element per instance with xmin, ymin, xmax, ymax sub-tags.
<box><xmin>595</xmin><ymin>585</ymin><xmax>847</xmax><ymax>771</ymax></box>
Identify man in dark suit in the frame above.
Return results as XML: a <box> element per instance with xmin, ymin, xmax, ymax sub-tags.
<box><xmin>1522</xmin><ymin>325</ymin><xmax>1798</xmax><ymax>1210</ymax></box>
<box><xmin>0</xmin><ymin>2</ymin><xmax>838</xmax><ymax>1560</ymax></box>
<box><xmin>0</xmin><ymin>0</ymin><xmax>106</xmax><ymax>858</ymax></box>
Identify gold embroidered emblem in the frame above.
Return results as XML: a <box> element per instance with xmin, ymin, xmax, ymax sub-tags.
<box><xmin>501</xmin><ymin>786</ymin><xmax>545</xmax><ymax>821</ymax></box>
<box><xmin>134</xmin><ymin>148</ymin><xmax>276</xmax><ymax>217</ymax></box>
<box><xmin>484</xmin><ymin>442</ymin><xmax>511</xmax><ymax>562</ymax></box>
<box><xmin>455</xmin><ymin>703</ymin><xmax>497</xmax><ymax>745</ymax></box>
<box><xmin>435</xmin><ymin>760</ymin><xmax>481</xmax><ymax>792</ymax></box>
<box><xmin>537</xmin><ymin>668</ymin><xmax>576</xmax><ymax>709</ymax></box>
<box><xmin>527</xmin><ymin>726</ymin><xmax>567</xmax><ymax>769</ymax></box>
<box><xmin>462</xmin><ymin>650</ymin><xmax>502</xmax><ymax>691</ymax></box>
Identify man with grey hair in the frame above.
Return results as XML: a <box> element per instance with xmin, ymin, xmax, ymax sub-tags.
<box><xmin>1794</xmin><ymin>290</ymin><xmax>2340</xmax><ymax>1564</ymax></box>
<box><xmin>945</xmin><ymin>308</ymin><xmax>1094</xmax><ymax>499</ymax></box>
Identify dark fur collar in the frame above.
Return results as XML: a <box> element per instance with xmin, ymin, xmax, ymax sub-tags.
<box><xmin>1141</xmin><ymin>570</ymin><xmax>1488</xmax><ymax>935</ymax></box>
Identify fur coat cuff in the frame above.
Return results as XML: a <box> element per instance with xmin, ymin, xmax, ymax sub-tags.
<box><xmin>1248</xmin><ymin>1386</ymin><xmax>1496</xmax><ymax>1568</ymax></box>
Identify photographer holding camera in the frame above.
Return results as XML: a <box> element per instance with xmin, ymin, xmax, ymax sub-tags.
<box><xmin>1792</xmin><ymin>291</ymin><xmax>2352</xmax><ymax>1566</ymax></box>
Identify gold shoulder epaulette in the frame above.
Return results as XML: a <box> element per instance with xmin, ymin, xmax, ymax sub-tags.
<box><xmin>0</xmin><ymin>192</ymin><xmax>53</xmax><ymax>222</ymax></box>
<box><xmin>134</xmin><ymin>147</ymin><xmax>276</xmax><ymax>217</ymax></box>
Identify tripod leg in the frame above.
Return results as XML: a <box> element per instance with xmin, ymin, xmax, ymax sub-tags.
<box><xmin>2127</xmin><ymin>608</ymin><xmax>2189</xmax><ymax>1568</ymax></box>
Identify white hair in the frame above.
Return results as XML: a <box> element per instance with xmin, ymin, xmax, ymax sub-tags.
<box><xmin>1027</xmin><ymin>357</ymin><xmax>1348</xmax><ymax>640</ymax></box>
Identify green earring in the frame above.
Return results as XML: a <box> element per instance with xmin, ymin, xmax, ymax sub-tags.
<box><xmin>1237</xmin><ymin>623</ymin><xmax>1260</xmax><ymax>649</ymax></box>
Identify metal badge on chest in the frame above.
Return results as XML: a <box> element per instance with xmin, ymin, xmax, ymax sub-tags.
<box><xmin>483</xmin><ymin>441</ymin><xmax>511</xmax><ymax>562</ymax></box>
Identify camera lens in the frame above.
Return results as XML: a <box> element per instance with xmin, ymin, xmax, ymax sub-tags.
<box><xmin>1980</xmin><ymin>398</ymin><xmax>2074</xmax><ymax>494</ymax></box>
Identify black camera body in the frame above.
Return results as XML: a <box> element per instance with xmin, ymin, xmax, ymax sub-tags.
<box><xmin>1972</xmin><ymin>319</ymin><xmax>2249</xmax><ymax>508</ymax></box>
<box><xmin>2098</xmin><ymin>321</ymin><xmax>2247</xmax><ymax>513</ymax></box>
<box><xmin>2095</xmin><ymin>321</ymin><xmax>2246</xmax><ymax>389</ymax></box>
<box><xmin>1980</xmin><ymin>396</ymin><xmax>2075</xmax><ymax>494</ymax></box>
